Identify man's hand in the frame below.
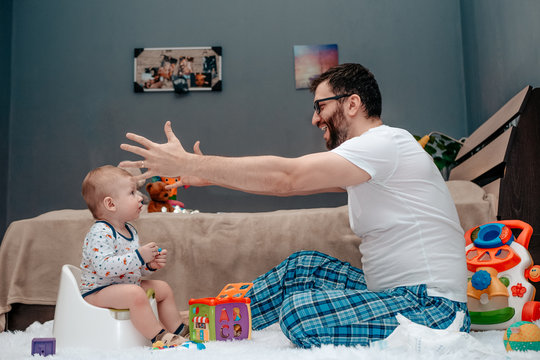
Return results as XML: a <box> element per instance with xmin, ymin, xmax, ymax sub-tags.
<box><xmin>119</xmin><ymin>121</ymin><xmax>189</xmax><ymax>182</ymax></box>
<box><xmin>169</xmin><ymin>140</ymin><xmax>212</xmax><ymax>189</ymax></box>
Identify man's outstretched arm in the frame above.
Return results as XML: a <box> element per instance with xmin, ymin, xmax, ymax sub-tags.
<box><xmin>119</xmin><ymin>121</ymin><xmax>370</xmax><ymax>197</ymax></box>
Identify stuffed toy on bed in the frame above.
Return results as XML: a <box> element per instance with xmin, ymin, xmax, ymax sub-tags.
<box><xmin>146</xmin><ymin>181</ymin><xmax>174</xmax><ymax>213</ymax></box>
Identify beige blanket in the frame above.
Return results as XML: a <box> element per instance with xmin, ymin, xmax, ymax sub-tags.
<box><xmin>0</xmin><ymin>206</ymin><xmax>362</xmax><ymax>331</ymax></box>
<box><xmin>0</xmin><ymin>180</ymin><xmax>496</xmax><ymax>332</ymax></box>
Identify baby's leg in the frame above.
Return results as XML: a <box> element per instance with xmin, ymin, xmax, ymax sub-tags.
<box><xmin>141</xmin><ymin>280</ymin><xmax>182</xmax><ymax>333</ymax></box>
<box><xmin>179</xmin><ymin>310</ymin><xmax>189</xmax><ymax>324</ymax></box>
<box><xmin>84</xmin><ymin>284</ymin><xmax>162</xmax><ymax>339</ymax></box>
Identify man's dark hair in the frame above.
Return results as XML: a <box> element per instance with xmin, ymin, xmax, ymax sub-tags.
<box><xmin>310</xmin><ymin>63</ymin><xmax>382</xmax><ymax>118</ymax></box>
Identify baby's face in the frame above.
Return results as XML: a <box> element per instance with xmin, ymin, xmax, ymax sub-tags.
<box><xmin>112</xmin><ymin>176</ymin><xmax>143</xmax><ymax>222</ymax></box>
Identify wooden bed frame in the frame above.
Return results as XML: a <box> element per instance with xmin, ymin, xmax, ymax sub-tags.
<box><xmin>449</xmin><ymin>85</ymin><xmax>540</xmax><ymax>299</ymax></box>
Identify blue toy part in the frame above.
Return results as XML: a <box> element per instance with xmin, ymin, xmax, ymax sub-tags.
<box><xmin>474</xmin><ymin>223</ymin><xmax>514</xmax><ymax>249</ymax></box>
<box><xmin>181</xmin><ymin>341</ymin><xmax>206</xmax><ymax>350</ymax></box>
<box><xmin>471</xmin><ymin>270</ymin><xmax>492</xmax><ymax>290</ymax></box>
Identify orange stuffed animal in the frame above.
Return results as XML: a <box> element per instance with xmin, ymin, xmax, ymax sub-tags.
<box><xmin>146</xmin><ymin>181</ymin><xmax>174</xmax><ymax>213</ymax></box>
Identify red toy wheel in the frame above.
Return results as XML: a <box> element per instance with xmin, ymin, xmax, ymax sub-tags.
<box><xmin>522</xmin><ymin>301</ymin><xmax>540</xmax><ymax>322</ymax></box>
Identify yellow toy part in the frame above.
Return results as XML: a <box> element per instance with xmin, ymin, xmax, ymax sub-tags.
<box><xmin>216</xmin><ymin>283</ymin><xmax>253</xmax><ymax>300</ymax></box>
<box><xmin>417</xmin><ymin>135</ymin><xmax>430</xmax><ymax>148</ymax></box>
<box><xmin>503</xmin><ymin>321</ymin><xmax>540</xmax><ymax>352</ymax></box>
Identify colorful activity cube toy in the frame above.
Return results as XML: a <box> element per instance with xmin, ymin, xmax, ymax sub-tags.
<box><xmin>189</xmin><ymin>283</ymin><xmax>253</xmax><ymax>342</ymax></box>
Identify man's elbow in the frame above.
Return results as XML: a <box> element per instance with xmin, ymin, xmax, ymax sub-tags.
<box><xmin>269</xmin><ymin>174</ymin><xmax>303</xmax><ymax>196</ymax></box>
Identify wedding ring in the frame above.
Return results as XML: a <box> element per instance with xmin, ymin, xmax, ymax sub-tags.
<box><xmin>141</xmin><ymin>161</ymin><xmax>145</xmax><ymax>168</ymax></box>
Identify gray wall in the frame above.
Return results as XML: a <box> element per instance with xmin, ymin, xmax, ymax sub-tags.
<box><xmin>0</xmin><ymin>0</ymin><xmax>12</xmax><ymax>239</ymax></box>
<box><xmin>461</xmin><ymin>0</ymin><xmax>540</xmax><ymax>131</ymax></box>
<box><xmin>6</xmin><ymin>1</ymin><xmax>468</xmax><ymax>235</ymax></box>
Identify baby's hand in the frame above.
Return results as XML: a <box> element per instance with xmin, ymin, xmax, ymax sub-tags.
<box><xmin>148</xmin><ymin>248</ymin><xmax>167</xmax><ymax>270</ymax></box>
<box><xmin>139</xmin><ymin>242</ymin><xmax>159</xmax><ymax>263</ymax></box>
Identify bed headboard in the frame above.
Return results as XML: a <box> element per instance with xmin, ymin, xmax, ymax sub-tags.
<box><xmin>449</xmin><ymin>85</ymin><xmax>532</xmax><ymax>217</ymax></box>
<box><xmin>449</xmin><ymin>85</ymin><xmax>540</xmax><ymax>301</ymax></box>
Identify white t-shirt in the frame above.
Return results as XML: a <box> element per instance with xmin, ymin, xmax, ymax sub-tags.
<box><xmin>332</xmin><ymin>125</ymin><xmax>467</xmax><ymax>302</ymax></box>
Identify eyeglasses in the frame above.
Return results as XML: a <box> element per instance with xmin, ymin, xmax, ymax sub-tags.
<box><xmin>313</xmin><ymin>94</ymin><xmax>353</xmax><ymax>114</ymax></box>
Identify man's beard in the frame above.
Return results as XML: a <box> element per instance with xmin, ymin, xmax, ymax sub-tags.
<box><xmin>324</xmin><ymin>105</ymin><xmax>348</xmax><ymax>150</ymax></box>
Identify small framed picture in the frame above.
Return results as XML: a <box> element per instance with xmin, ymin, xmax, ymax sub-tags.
<box><xmin>293</xmin><ymin>44</ymin><xmax>338</xmax><ymax>89</ymax></box>
<box><xmin>134</xmin><ymin>47</ymin><xmax>222</xmax><ymax>92</ymax></box>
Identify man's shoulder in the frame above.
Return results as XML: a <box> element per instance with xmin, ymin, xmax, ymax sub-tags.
<box><xmin>335</xmin><ymin>125</ymin><xmax>400</xmax><ymax>153</ymax></box>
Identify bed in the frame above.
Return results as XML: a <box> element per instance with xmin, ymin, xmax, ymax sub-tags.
<box><xmin>0</xmin><ymin>199</ymin><xmax>495</xmax><ymax>332</ymax></box>
<box><xmin>1</xmin><ymin>86</ymin><xmax>539</xmax><ymax>333</ymax></box>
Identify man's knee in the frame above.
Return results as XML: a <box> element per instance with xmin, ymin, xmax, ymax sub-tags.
<box><xmin>284</xmin><ymin>250</ymin><xmax>334</xmax><ymax>272</ymax></box>
<box><xmin>278</xmin><ymin>294</ymin><xmax>319</xmax><ymax>348</ymax></box>
<box><xmin>287</xmin><ymin>250</ymin><xmax>325</xmax><ymax>261</ymax></box>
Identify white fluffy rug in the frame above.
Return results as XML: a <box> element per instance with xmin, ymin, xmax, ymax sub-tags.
<box><xmin>1</xmin><ymin>319</ymin><xmax>539</xmax><ymax>360</ymax></box>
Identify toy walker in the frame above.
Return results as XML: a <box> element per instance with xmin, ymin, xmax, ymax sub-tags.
<box><xmin>465</xmin><ymin>220</ymin><xmax>540</xmax><ymax>330</ymax></box>
<box><xmin>189</xmin><ymin>283</ymin><xmax>253</xmax><ymax>342</ymax></box>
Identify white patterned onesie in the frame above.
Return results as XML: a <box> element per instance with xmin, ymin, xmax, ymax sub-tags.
<box><xmin>79</xmin><ymin>221</ymin><xmax>155</xmax><ymax>297</ymax></box>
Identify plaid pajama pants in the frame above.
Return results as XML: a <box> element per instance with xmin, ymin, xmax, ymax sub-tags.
<box><xmin>246</xmin><ymin>251</ymin><xmax>470</xmax><ymax>348</ymax></box>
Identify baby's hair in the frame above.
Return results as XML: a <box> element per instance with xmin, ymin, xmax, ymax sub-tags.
<box><xmin>82</xmin><ymin>165</ymin><xmax>132</xmax><ymax>219</ymax></box>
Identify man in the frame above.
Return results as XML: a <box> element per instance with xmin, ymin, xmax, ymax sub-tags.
<box><xmin>120</xmin><ymin>63</ymin><xmax>469</xmax><ymax>348</ymax></box>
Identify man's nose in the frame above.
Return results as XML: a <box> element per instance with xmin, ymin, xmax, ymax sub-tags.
<box><xmin>311</xmin><ymin>111</ymin><xmax>320</xmax><ymax>127</ymax></box>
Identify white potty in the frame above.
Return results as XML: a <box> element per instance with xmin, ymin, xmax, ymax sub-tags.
<box><xmin>53</xmin><ymin>264</ymin><xmax>158</xmax><ymax>349</ymax></box>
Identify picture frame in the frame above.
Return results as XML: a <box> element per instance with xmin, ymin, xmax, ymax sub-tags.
<box><xmin>134</xmin><ymin>46</ymin><xmax>222</xmax><ymax>93</ymax></box>
<box><xmin>293</xmin><ymin>44</ymin><xmax>338</xmax><ymax>89</ymax></box>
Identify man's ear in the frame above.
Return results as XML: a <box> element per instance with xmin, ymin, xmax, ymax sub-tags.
<box><xmin>346</xmin><ymin>94</ymin><xmax>364</xmax><ymax>117</ymax></box>
<box><xmin>103</xmin><ymin>196</ymin><xmax>116</xmax><ymax>211</ymax></box>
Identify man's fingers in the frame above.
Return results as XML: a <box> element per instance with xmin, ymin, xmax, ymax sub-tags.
<box><xmin>118</xmin><ymin>160</ymin><xmax>142</xmax><ymax>168</ymax></box>
<box><xmin>193</xmin><ymin>140</ymin><xmax>203</xmax><ymax>155</ymax></box>
<box><xmin>120</xmin><ymin>143</ymin><xmax>149</xmax><ymax>158</ymax></box>
<box><xmin>117</xmin><ymin>161</ymin><xmax>154</xmax><ymax>180</ymax></box>
<box><xmin>164</xmin><ymin>121</ymin><xmax>180</xmax><ymax>143</ymax></box>
<box><xmin>165</xmin><ymin>182</ymin><xmax>183</xmax><ymax>190</ymax></box>
<box><xmin>125</xmin><ymin>132</ymin><xmax>155</xmax><ymax>149</ymax></box>
<box><xmin>134</xmin><ymin>172</ymin><xmax>152</xmax><ymax>183</ymax></box>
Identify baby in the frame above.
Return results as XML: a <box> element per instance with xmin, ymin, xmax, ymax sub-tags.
<box><xmin>80</xmin><ymin>165</ymin><xmax>186</xmax><ymax>346</ymax></box>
